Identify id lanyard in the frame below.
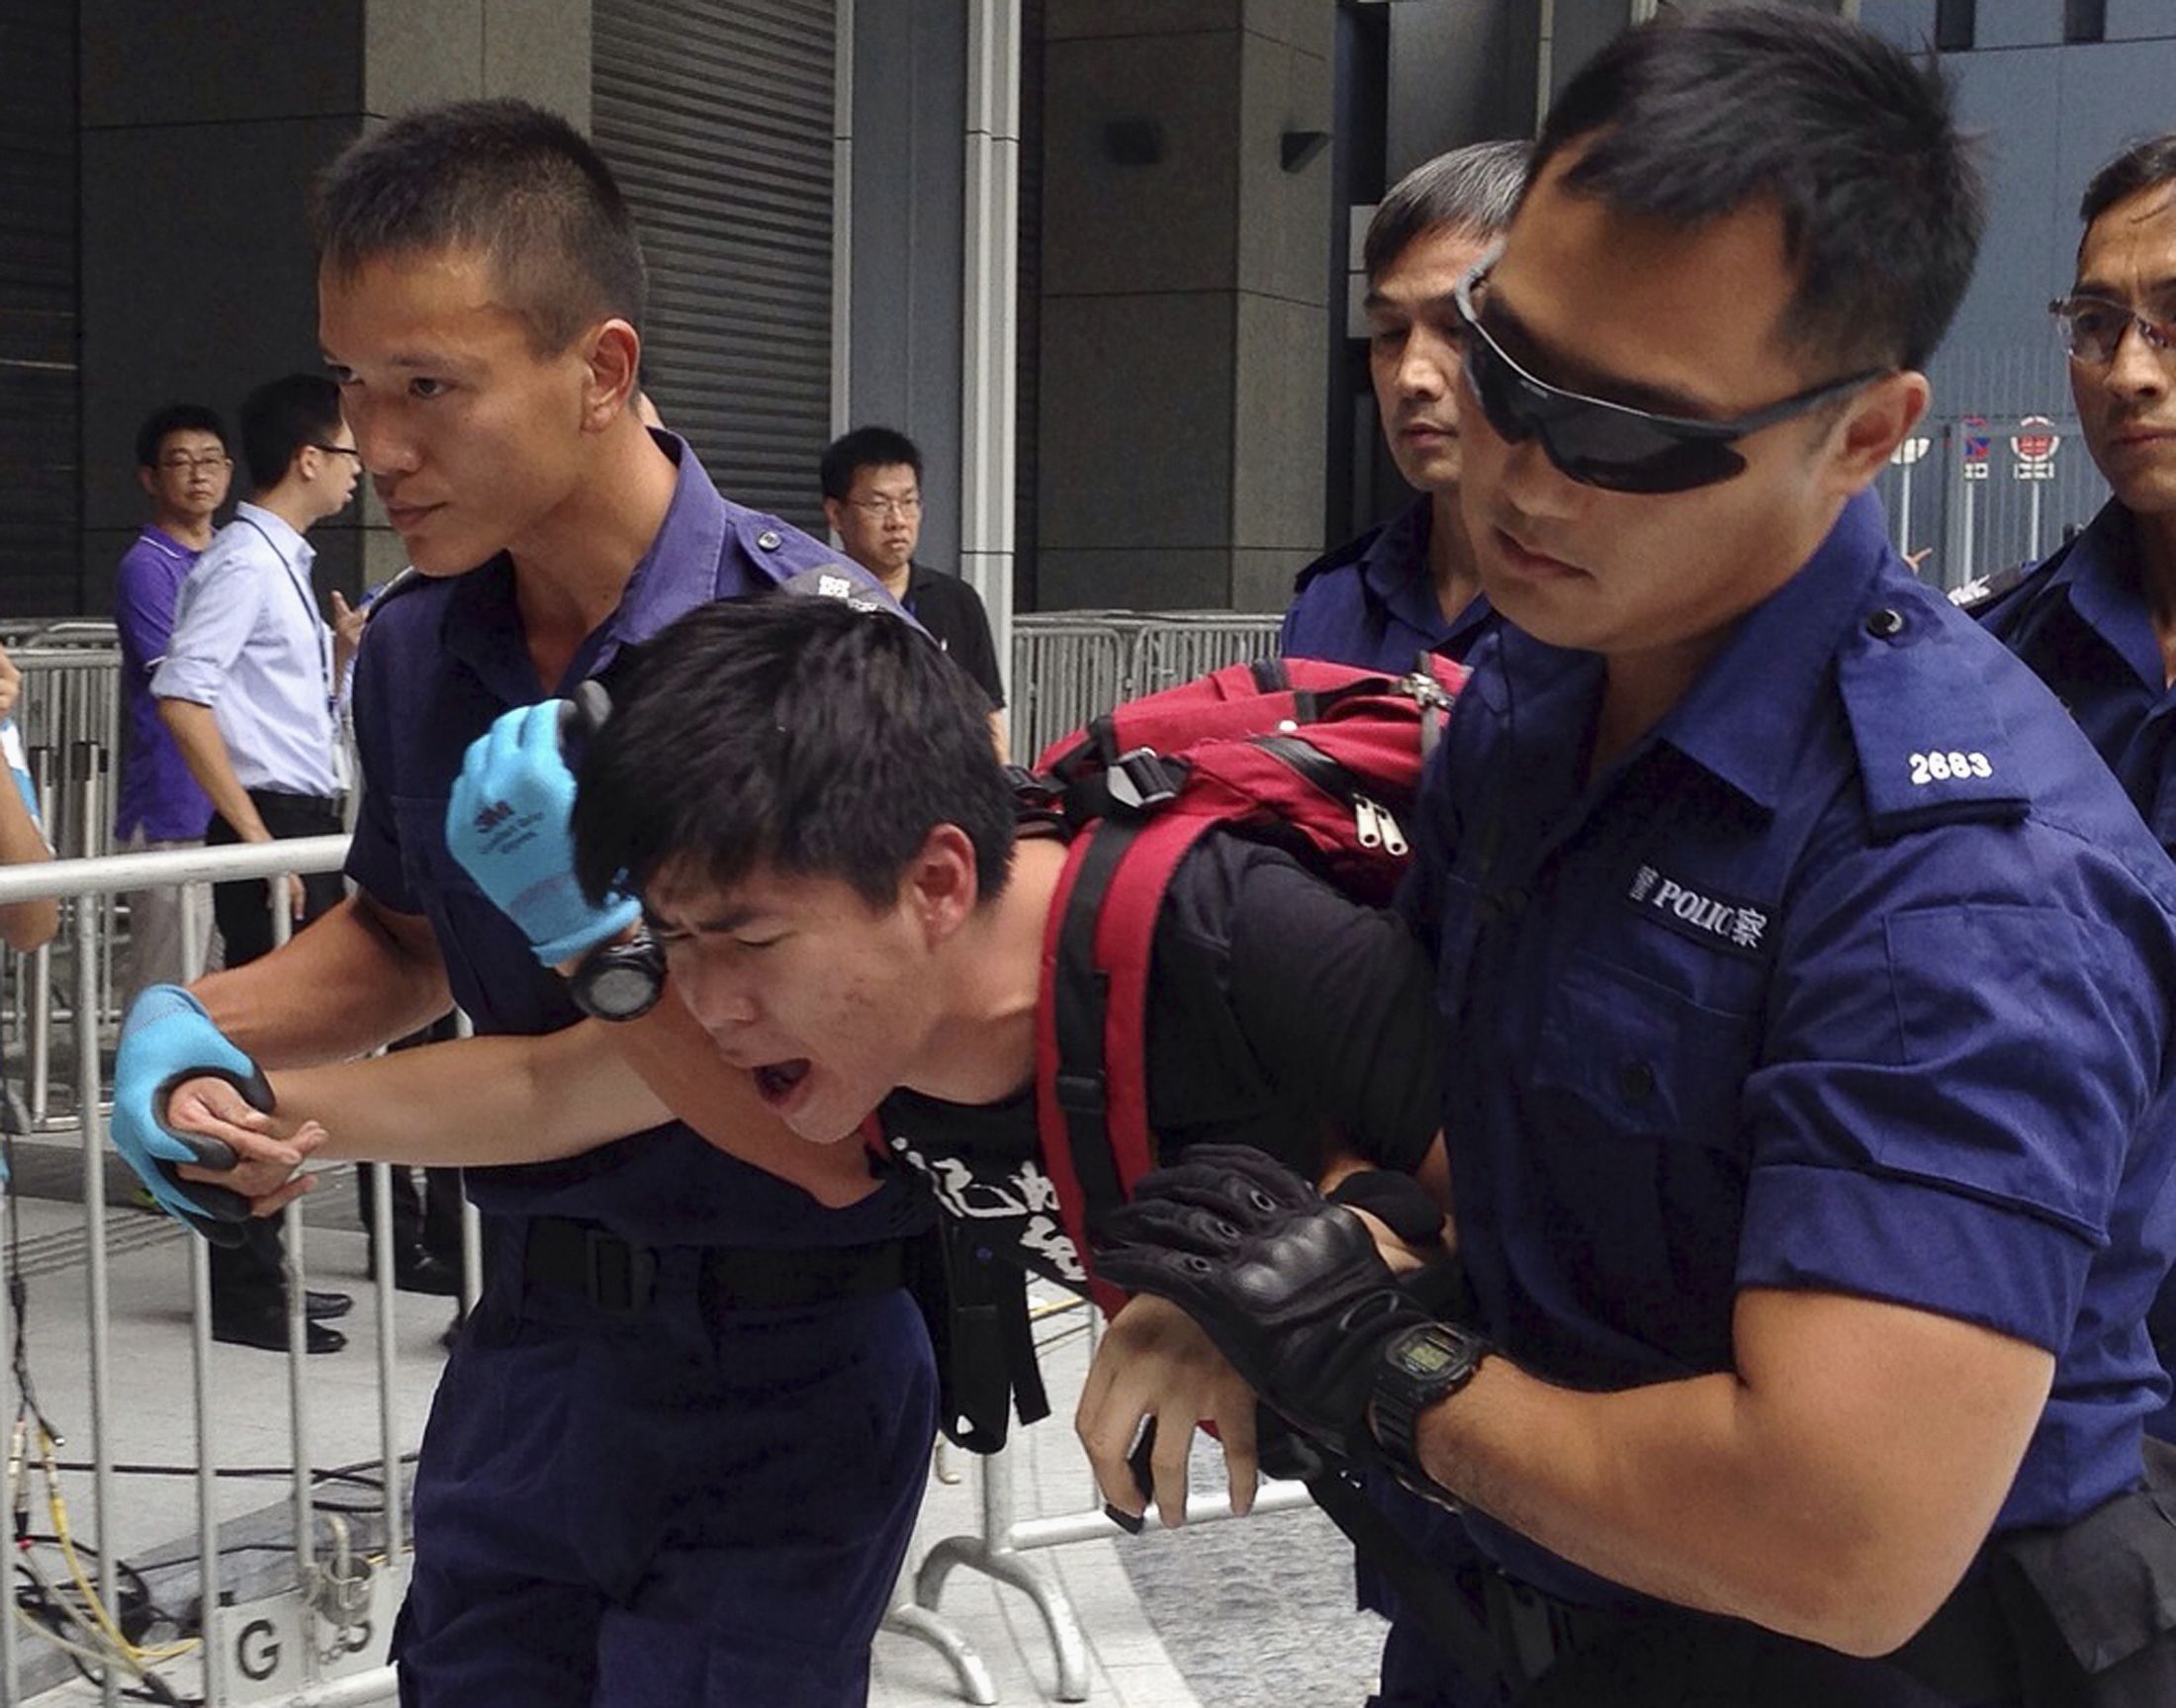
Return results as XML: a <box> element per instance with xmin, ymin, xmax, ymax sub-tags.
<box><xmin>235</xmin><ymin>515</ymin><xmax>346</xmax><ymax>790</ymax></box>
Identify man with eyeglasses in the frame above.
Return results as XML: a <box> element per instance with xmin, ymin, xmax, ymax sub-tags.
<box><xmin>115</xmin><ymin>404</ymin><xmax>232</xmax><ymax>1005</ymax></box>
<box><xmin>1282</xmin><ymin>140</ymin><xmax>1528</xmax><ymax>676</ymax></box>
<box><xmin>821</xmin><ymin>424</ymin><xmax>1008</xmax><ymax>754</ymax></box>
<box><xmin>1089</xmin><ymin>10</ymin><xmax>2176</xmax><ymax>1704</ymax></box>
<box><xmin>152</xmin><ymin>372</ymin><xmax>363</xmax><ymax>1353</ymax></box>
<box><xmin>1979</xmin><ymin>135</ymin><xmax>2176</xmax><ymax>1448</ymax></box>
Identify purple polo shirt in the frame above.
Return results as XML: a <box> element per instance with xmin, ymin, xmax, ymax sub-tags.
<box><xmin>346</xmin><ymin>433</ymin><xmax>928</xmax><ymax>1248</ymax></box>
<box><xmin>113</xmin><ymin>525</ymin><xmax>214</xmax><ymax>841</ymax></box>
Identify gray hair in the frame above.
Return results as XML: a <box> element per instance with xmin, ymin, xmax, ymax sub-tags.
<box><xmin>1362</xmin><ymin>140</ymin><xmax>1531</xmax><ymax>282</ymax></box>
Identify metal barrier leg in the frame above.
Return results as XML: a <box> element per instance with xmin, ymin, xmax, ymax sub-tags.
<box><xmin>370</xmin><ymin>1162</ymin><xmax>402</xmax><ymax>1566</ymax></box>
<box><xmin>192</xmin><ymin>1235</ymin><xmax>227</xmax><ymax>1702</ymax></box>
<box><xmin>882</xmin><ymin>1599</ymin><xmax>999</xmax><ymax>1706</ymax></box>
<box><xmin>1</xmin><ymin>1168</ymin><xmax>18</xmax><ymax>1705</ymax></box>
<box><xmin>179</xmin><ymin>896</ymin><xmax>228</xmax><ymax>1704</ymax></box>
<box><xmin>915</xmin><ymin>1446</ymin><xmax>1092</xmax><ymax>1703</ymax></box>
<box><xmin>77</xmin><ymin>877</ymin><xmax>122</xmax><ymax>1708</ymax></box>
<box><xmin>885</xmin><ymin>1510</ymin><xmax>997</xmax><ymax>1708</ymax></box>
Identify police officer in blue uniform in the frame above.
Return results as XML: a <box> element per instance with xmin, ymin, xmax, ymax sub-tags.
<box><xmin>1279</xmin><ymin>138</ymin><xmax>1530</xmax><ymax>1708</ymax></box>
<box><xmin>1281</xmin><ymin>141</ymin><xmax>1527</xmax><ymax>677</ymax></box>
<box><xmin>1088</xmin><ymin>12</ymin><xmax>2176</xmax><ymax>1704</ymax></box>
<box><xmin>106</xmin><ymin>102</ymin><xmax>936</xmax><ymax>1705</ymax></box>
<box><xmin>1980</xmin><ymin>135</ymin><xmax>2176</xmax><ymax>1445</ymax></box>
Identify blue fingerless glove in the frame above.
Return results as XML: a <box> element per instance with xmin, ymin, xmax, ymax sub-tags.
<box><xmin>110</xmin><ymin>985</ymin><xmax>272</xmax><ymax>1244</ymax></box>
<box><xmin>445</xmin><ymin>699</ymin><xmax>641</xmax><ymax>966</ymax></box>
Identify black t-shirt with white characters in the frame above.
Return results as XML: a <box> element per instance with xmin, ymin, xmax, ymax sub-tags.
<box><xmin>877</xmin><ymin>832</ymin><xmax>1442</xmax><ymax>1292</ymax></box>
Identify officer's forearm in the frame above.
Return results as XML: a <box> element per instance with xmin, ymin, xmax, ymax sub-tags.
<box><xmin>267</xmin><ymin>1022</ymin><xmax>665</xmax><ymax>1168</ymax></box>
<box><xmin>1410</xmin><ymin>1287</ymin><xmax>2050</xmax><ymax>1657</ymax></box>
<box><xmin>192</xmin><ymin>893</ymin><xmax>453</xmax><ymax>1067</ymax></box>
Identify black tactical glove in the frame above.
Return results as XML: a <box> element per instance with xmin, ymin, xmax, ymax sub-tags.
<box><xmin>1093</xmin><ymin>1144</ymin><xmax>1440</xmax><ymax>1465</ymax></box>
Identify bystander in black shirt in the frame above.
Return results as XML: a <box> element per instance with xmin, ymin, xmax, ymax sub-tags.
<box><xmin>901</xmin><ymin>564</ymin><xmax>1006</xmax><ymax>711</ymax></box>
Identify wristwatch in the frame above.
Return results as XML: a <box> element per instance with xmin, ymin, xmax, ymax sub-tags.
<box><xmin>568</xmin><ymin>927</ymin><xmax>666</xmax><ymax>1023</ymax></box>
<box><xmin>1369</xmin><ymin>1320</ymin><xmax>1490</xmax><ymax>1506</ymax></box>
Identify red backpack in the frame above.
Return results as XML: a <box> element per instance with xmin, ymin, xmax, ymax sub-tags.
<box><xmin>1022</xmin><ymin>653</ymin><xmax>1467</xmax><ymax>1318</ymax></box>
<box><xmin>1015</xmin><ymin>656</ymin><xmax>1519</xmax><ymax>1691</ymax></box>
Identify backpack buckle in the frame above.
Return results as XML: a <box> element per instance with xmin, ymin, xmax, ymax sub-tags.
<box><xmin>1104</xmin><ymin>748</ymin><xmax>1182</xmax><ymax>815</ymax></box>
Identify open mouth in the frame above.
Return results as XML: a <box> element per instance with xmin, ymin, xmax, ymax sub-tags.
<box><xmin>753</xmin><ymin>1059</ymin><xmax>812</xmax><ymax>1110</ymax></box>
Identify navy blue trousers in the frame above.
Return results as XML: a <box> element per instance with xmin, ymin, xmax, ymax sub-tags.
<box><xmin>1362</xmin><ymin>1494</ymin><xmax>1981</xmax><ymax>1708</ymax></box>
<box><xmin>391</xmin><ymin>1244</ymin><xmax>937</xmax><ymax>1705</ymax></box>
<box><xmin>1359</xmin><ymin>1473</ymin><xmax>1499</xmax><ymax>1708</ymax></box>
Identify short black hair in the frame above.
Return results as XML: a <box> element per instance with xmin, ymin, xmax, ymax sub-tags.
<box><xmin>2079</xmin><ymin>134</ymin><xmax>2176</xmax><ymax>238</ymax></box>
<box><xmin>135</xmin><ymin>404</ymin><xmax>229</xmax><ymax>470</ymax></box>
<box><xmin>821</xmin><ymin>426</ymin><xmax>923</xmax><ymax>502</ymax></box>
<box><xmin>1363</xmin><ymin>140</ymin><xmax>1529</xmax><ymax>282</ymax></box>
<box><xmin>573</xmin><ymin>592</ymin><xmax>1015</xmax><ymax>912</ymax></box>
<box><xmin>313</xmin><ymin>98</ymin><xmax>647</xmax><ymax>353</ymax></box>
<box><xmin>1530</xmin><ymin>3</ymin><xmax>1983</xmax><ymax>372</ymax></box>
<box><xmin>237</xmin><ymin>374</ymin><xmax>344</xmax><ymax>493</ymax></box>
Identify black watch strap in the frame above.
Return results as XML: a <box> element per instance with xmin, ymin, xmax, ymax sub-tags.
<box><xmin>1370</xmin><ymin>1321</ymin><xmax>1488</xmax><ymax>1506</ymax></box>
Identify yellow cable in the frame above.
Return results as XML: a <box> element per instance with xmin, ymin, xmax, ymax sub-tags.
<box><xmin>36</xmin><ymin>1427</ymin><xmax>200</xmax><ymax>1665</ymax></box>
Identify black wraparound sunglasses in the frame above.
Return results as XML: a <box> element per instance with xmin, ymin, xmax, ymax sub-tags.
<box><xmin>1450</xmin><ymin>255</ymin><xmax>1885</xmax><ymax>495</ymax></box>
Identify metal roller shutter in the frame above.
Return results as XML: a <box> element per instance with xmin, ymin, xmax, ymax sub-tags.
<box><xmin>593</xmin><ymin>0</ymin><xmax>836</xmax><ymax>534</ymax></box>
<box><xmin>0</xmin><ymin>0</ymin><xmax>81</xmax><ymax>615</ymax></box>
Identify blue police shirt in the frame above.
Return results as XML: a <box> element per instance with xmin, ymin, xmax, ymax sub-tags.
<box><xmin>1979</xmin><ymin>498</ymin><xmax>2176</xmax><ymax>1440</ymax></box>
<box><xmin>1404</xmin><ymin>492</ymin><xmax>2176</xmax><ymax>1606</ymax></box>
<box><xmin>346</xmin><ymin>432</ymin><xmax>927</xmax><ymax>1248</ymax></box>
<box><xmin>1279</xmin><ymin>498</ymin><xmax>1496</xmax><ymax>673</ymax></box>
<box><xmin>1979</xmin><ymin>500</ymin><xmax>2176</xmax><ymax>854</ymax></box>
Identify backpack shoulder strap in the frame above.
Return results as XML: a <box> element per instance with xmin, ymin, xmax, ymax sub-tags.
<box><xmin>1037</xmin><ymin>810</ymin><xmax>1223</xmax><ymax>1318</ymax></box>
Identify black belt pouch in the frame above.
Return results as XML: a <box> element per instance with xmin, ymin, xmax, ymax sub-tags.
<box><xmin>1992</xmin><ymin>1439</ymin><xmax>2176</xmax><ymax>1707</ymax></box>
<box><xmin>906</xmin><ymin>1218</ymin><xmax>1048</xmax><ymax>1455</ymax></box>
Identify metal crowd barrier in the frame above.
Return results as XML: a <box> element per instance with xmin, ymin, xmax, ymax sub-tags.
<box><xmin>0</xmin><ymin>835</ymin><xmax>413</xmax><ymax>1708</ymax></box>
<box><xmin>909</xmin><ymin>1297</ymin><xmax>1315</xmax><ymax>1703</ymax></box>
<box><xmin>1007</xmin><ymin>611</ymin><xmax>1286</xmax><ymax>761</ymax></box>
<box><xmin>10</xmin><ymin>620</ymin><xmax>125</xmax><ymax>858</ymax></box>
<box><xmin>7</xmin><ymin>629</ymin><xmax>127</xmax><ymax>1137</ymax></box>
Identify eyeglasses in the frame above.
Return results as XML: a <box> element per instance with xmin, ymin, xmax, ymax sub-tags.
<box><xmin>1451</xmin><ymin>258</ymin><xmax>1884</xmax><ymax>495</ymax></box>
<box><xmin>312</xmin><ymin>443</ymin><xmax>364</xmax><ymax>463</ymax></box>
<box><xmin>848</xmin><ymin>495</ymin><xmax>922</xmax><ymax>520</ymax></box>
<box><xmin>2048</xmin><ymin>294</ymin><xmax>2176</xmax><ymax>366</ymax></box>
<box><xmin>157</xmin><ymin>454</ymin><xmax>231</xmax><ymax>474</ymax></box>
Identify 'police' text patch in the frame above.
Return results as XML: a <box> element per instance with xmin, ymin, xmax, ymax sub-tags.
<box><xmin>1625</xmin><ymin>864</ymin><xmax>1771</xmax><ymax>958</ymax></box>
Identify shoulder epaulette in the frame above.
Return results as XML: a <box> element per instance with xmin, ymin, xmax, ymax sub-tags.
<box><xmin>1837</xmin><ymin>590</ymin><xmax>2032</xmax><ymax>841</ymax></box>
<box><xmin>725</xmin><ymin>508</ymin><xmax>858</xmax><ymax>585</ymax></box>
<box><xmin>1948</xmin><ymin>558</ymin><xmax>2040</xmax><ymax>619</ymax></box>
<box><xmin>1291</xmin><ymin>521</ymin><xmax>1386</xmax><ymax>594</ymax></box>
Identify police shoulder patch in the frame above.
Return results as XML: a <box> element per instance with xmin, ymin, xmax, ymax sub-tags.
<box><xmin>1837</xmin><ymin>595</ymin><xmax>2031</xmax><ymax>841</ymax></box>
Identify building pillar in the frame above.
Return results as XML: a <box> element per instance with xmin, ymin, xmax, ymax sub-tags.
<box><xmin>960</xmin><ymin>0</ymin><xmax>1022</xmax><ymax>672</ymax></box>
<box><xmin>1036</xmin><ymin>0</ymin><xmax>1333</xmax><ymax>613</ymax></box>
